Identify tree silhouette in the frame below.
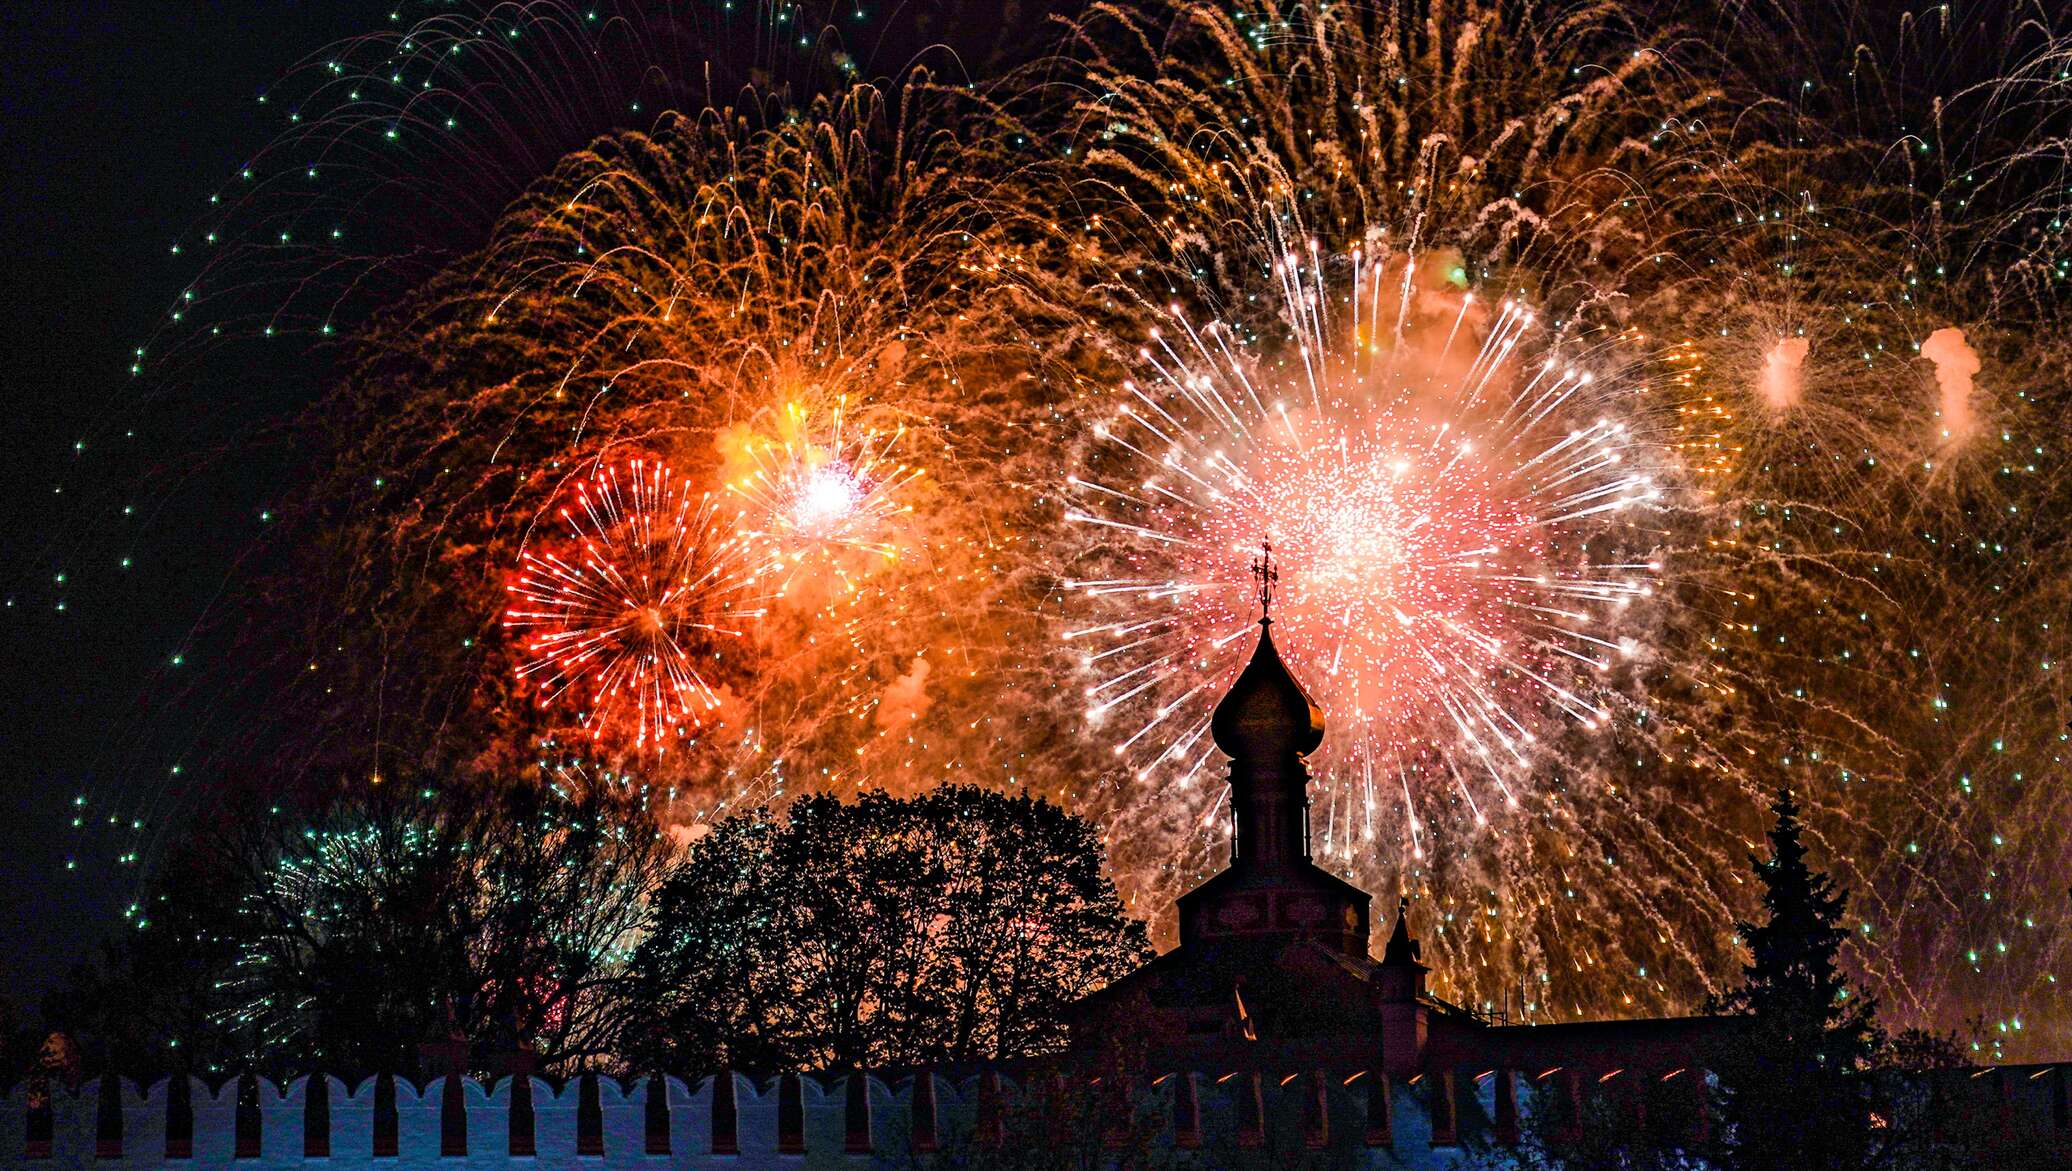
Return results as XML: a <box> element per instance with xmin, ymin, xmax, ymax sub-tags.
<box><xmin>1706</xmin><ymin>786</ymin><xmax>1878</xmax><ymax>1171</ymax></box>
<box><xmin>49</xmin><ymin>778</ymin><xmax>673</xmax><ymax>1079</ymax></box>
<box><xmin>627</xmin><ymin>785</ymin><xmax>1150</xmax><ymax>1072</ymax></box>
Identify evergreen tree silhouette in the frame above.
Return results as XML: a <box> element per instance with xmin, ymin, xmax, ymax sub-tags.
<box><xmin>1707</xmin><ymin>787</ymin><xmax>1879</xmax><ymax>1171</ymax></box>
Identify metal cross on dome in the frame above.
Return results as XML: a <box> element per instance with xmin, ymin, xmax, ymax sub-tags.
<box><xmin>1251</xmin><ymin>540</ymin><xmax>1278</xmax><ymax>624</ymax></box>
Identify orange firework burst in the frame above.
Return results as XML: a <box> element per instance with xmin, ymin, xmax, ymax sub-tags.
<box><xmin>505</xmin><ymin>458</ymin><xmax>771</xmax><ymax>752</ymax></box>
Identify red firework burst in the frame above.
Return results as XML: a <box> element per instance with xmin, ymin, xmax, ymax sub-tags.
<box><xmin>504</xmin><ymin>458</ymin><xmax>769</xmax><ymax>752</ymax></box>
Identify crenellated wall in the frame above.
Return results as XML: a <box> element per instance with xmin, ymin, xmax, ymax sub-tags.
<box><xmin>3</xmin><ymin>1061</ymin><xmax>2066</xmax><ymax>1168</ymax></box>
<box><xmin>0</xmin><ymin>1063</ymin><xmax>1551</xmax><ymax>1169</ymax></box>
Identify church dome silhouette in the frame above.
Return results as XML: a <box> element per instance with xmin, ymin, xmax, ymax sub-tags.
<box><xmin>1209</xmin><ymin>619</ymin><xmax>1325</xmax><ymax>760</ymax></box>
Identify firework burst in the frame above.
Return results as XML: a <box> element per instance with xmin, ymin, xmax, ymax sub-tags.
<box><xmin>505</xmin><ymin>459</ymin><xmax>771</xmax><ymax>752</ymax></box>
<box><xmin>160</xmin><ymin>67</ymin><xmax>1111</xmax><ymax>808</ymax></box>
<box><xmin>1067</xmin><ymin>244</ymin><xmax>1664</xmax><ymax>858</ymax></box>
<box><xmin>60</xmin><ymin>0</ymin><xmax>2072</xmax><ymax>1061</ymax></box>
<box><xmin>726</xmin><ymin>397</ymin><xmax>922</xmax><ymax>576</ymax></box>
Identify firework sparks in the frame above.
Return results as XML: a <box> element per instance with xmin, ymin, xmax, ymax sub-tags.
<box><xmin>505</xmin><ymin>458</ymin><xmax>770</xmax><ymax>752</ymax></box>
<box><xmin>726</xmin><ymin>398</ymin><xmax>921</xmax><ymax>571</ymax></box>
<box><xmin>62</xmin><ymin>0</ymin><xmax>2072</xmax><ymax>1059</ymax></box>
<box><xmin>1067</xmin><ymin>246</ymin><xmax>1661</xmax><ymax>851</ymax></box>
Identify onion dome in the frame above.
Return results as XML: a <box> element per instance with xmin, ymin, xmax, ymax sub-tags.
<box><xmin>1210</xmin><ymin>621</ymin><xmax>1325</xmax><ymax>760</ymax></box>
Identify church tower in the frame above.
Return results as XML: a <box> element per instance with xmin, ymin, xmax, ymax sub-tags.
<box><xmin>1173</xmin><ymin>615</ymin><xmax>1372</xmax><ymax>959</ymax></box>
<box><xmin>1065</xmin><ymin>550</ymin><xmax>1743</xmax><ymax>1114</ymax></box>
<box><xmin>1067</xmin><ymin>595</ymin><xmax>1398</xmax><ymax>1044</ymax></box>
<box><xmin>1063</xmin><ymin>547</ymin><xmax>1453</xmax><ymax>1047</ymax></box>
<box><xmin>1210</xmin><ymin>618</ymin><xmax>1324</xmax><ymax>868</ymax></box>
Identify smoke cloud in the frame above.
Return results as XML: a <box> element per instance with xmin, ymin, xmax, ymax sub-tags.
<box><xmin>875</xmin><ymin>654</ymin><xmax>933</xmax><ymax>729</ymax></box>
<box><xmin>1920</xmin><ymin>327</ymin><xmax>1981</xmax><ymax>444</ymax></box>
<box><xmin>1758</xmin><ymin>336</ymin><xmax>1809</xmax><ymax>411</ymax></box>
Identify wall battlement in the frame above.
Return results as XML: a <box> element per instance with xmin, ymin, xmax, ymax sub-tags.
<box><xmin>5</xmin><ymin>1061</ymin><xmax>2068</xmax><ymax>1169</ymax></box>
<box><xmin>1</xmin><ymin>1062</ymin><xmax>1547</xmax><ymax>1169</ymax></box>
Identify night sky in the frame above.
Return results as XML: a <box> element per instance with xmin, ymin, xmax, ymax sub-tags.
<box><xmin>0</xmin><ymin>4</ymin><xmax>379</xmax><ymax>1005</ymax></box>
<box><xmin>5</xmin><ymin>0</ymin><xmax>2069</xmax><ymax>1058</ymax></box>
<box><xmin>0</xmin><ymin>0</ymin><xmax>1047</xmax><ymax>1013</ymax></box>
